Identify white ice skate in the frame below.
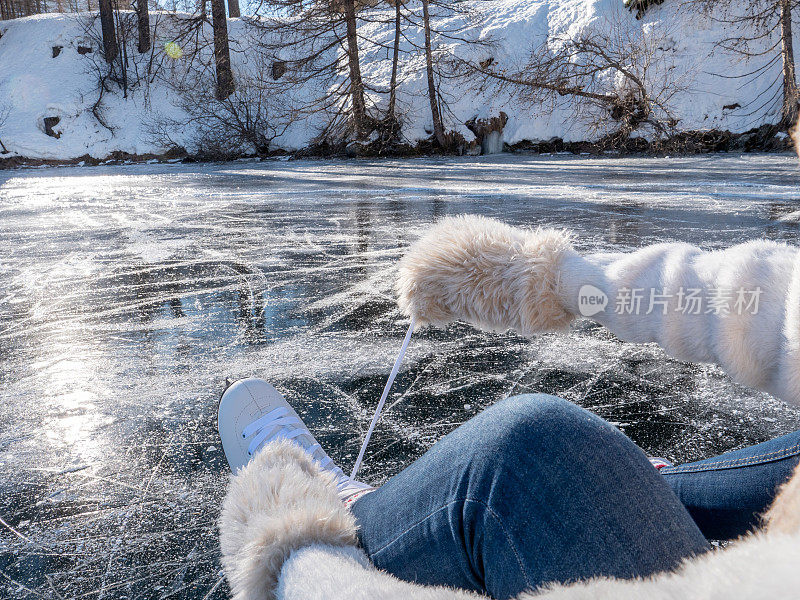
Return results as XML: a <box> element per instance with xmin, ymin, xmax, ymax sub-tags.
<box><xmin>217</xmin><ymin>377</ymin><xmax>373</xmax><ymax>502</ymax></box>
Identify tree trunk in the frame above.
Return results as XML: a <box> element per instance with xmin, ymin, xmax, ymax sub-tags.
<box><xmin>116</xmin><ymin>5</ymin><xmax>129</xmax><ymax>95</ymax></box>
<box><xmin>98</xmin><ymin>0</ymin><xmax>117</xmax><ymax>63</ymax></box>
<box><xmin>780</xmin><ymin>0</ymin><xmax>799</xmax><ymax>128</ymax></box>
<box><xmin>227</xmin><ymin>0</ymin><xmax>240</xmax><ymax>18</ymax></box>
<box><xmin>342</xmin><ymin>0</ymin><xmax>368</xmax><ymax>138</ymax></box>
<box><xmin>210</xmin><ymin>0</ymin><xmax>235</xmax><ymax>100</ymax></box>
<box><xmin>136</xmin><ymin>0</ymin><xmax>150</xmax><ymax>54</ymax></box>
<box><xmin>422</xmin><ymin>0</ymin><xmax>445</xmax><ymax>146</ymax></box>
<box><xmin>387</xmin><ymin>0</ymin><xmax>401</xmax><ymax>120</ymax></box>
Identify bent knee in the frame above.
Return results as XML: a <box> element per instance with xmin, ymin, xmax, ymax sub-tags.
<box><xmin>452</xmin><ymin>394</ymin><xmax>627</xmax><ymax>468</ymax></box>
<box><xmin>499</xmin><ymin>393</ymin><xmax>587</xmax><ymax>421</ymax></box>
<box><xmin>489</xmin><ymin>393</ymin><xmax>598</xmax><ymax>434</ymax></box>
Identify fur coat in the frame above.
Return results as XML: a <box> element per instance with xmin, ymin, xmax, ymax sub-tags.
<box><xmin>220</xmin><ymin>215</ymin><xmax>800</xmax><ymax>600</ymax></box>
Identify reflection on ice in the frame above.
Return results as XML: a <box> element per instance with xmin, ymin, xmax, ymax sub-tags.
<box><xmin>2</xmin><ymin>153</ymin><xmax>800</xmax><ymax>598</ymax></box>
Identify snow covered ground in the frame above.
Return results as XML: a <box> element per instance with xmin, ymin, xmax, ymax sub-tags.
<box><xmin>0</xmin><ymin>0</ymin><xmax>794</xmax><ymax>160</ymax></box>
<box><xmin>2</xmin><ymin>153</ymin><xmax>800</xmax><ymax>598</ymax></box>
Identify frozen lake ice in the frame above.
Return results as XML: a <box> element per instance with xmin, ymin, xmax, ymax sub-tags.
<box><xmin>2</xmin><ymin>153</ymin><xmax>800</xmax><ymax>598</ymax></box>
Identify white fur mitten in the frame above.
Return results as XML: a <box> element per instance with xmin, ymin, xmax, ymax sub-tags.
<box><xmin>396</xmin><ymin>215</ymin><xmax>575</xmax><ymax>334</ymax></box>
<box><xmin>397</xmin><ymin>215</ymin><xmax>800</xmax><ymax>405</ymax></box>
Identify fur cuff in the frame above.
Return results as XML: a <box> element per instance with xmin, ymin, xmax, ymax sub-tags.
<box><xmin>219</xmin><ymin>440</ymin><xmax>358</xmax><ymax>600</ymax></box>
<box><xmin>765</xmin><ymin>461</ymin><xmax>800</xmax><ymax>536</ymax></box>
<box><xmin>397</xmin><ymin>215</ymin><xmax>575</xmax><ymax>335</ymax></box>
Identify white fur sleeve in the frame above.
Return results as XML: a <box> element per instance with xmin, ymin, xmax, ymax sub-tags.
<box><xmin>396</xmin><ymin>216</ymin><xmax>800</xmax><ymax>405</ymax></box>
<box><xmin>276</xmin><ymin>529</ymin><xmax>800</xmax><ymax>600</ymax></box>
<box><xmin>556</xmin><ymin>241</ymin><xmax>800</xmax><ymax>405</ymax></box>
<box><xmin>223</xmin><ymin>438</ymin><xmax>800</xmax><ymax>600</ymax></box>
<box><xmin>278</xmin><ymin>544</ymin><xmax>489</xmax><ymax>600</ymax></box>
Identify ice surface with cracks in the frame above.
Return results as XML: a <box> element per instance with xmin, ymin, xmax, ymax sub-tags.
<box><xmin>2</xmin><ymin>153</ymin><xmax>800</xmax><ymax>599</ymax></box>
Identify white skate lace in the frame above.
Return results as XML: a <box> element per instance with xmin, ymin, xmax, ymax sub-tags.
<box><xmin>241</xmin><ymin>318</ymin><xmax>415</xmax><ymax>491</ymax></box>
<box><xmin>241</xmin><ymin>407</ymin><xmax>344</xmax><ymax>476</ymax></box>
<box><xmin>350</xmin><ymin>318</ymin><xmax>415</xmax><ymax>479</ymax></box>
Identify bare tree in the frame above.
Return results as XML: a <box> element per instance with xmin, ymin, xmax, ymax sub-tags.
<box><xmin>779</xmin><ymin>0</ymin><xmax>798</xmax><ymax>127</ymax></box>
<box><xmin>134</xmin><ymin>0</ymin><xmax>150</xmax><ymax>53</ymax></box>
<box><xmin>228</xmin><ymin>0</ymin><xmax>239</xmax><ymax>18</ymax></box>
<box><xmin>210</xmin><ymin>0</ymin><xmax>235</xmax><ymax>99</ymax></box>
<box><xmin>342</xmin><ymin>0</ymin><xmax>368</xmax><ymax>137</ymax></box>
<box><xmin>386</xmin><ymin>0</ymin><xmax>402</xmax><ymax>122</ymax></box>
<box><xmin>0</xmin><ymin>0</ymin><xmax>19</xmax><ymax>18</ymax></box>
<box><xmin>0</xmin><ymin>103</ymin><xmax>9</xmax><ymax>155</ymax></box>
<box><xmin>1</xmin><ymin>0</ymin><xmax>52</xmax><ymax>18</ymax></box>
<box><xmin>152</xmin><ymin>60</ymin><xmax>296</xmax><ymax>158</ymax></box>
<box><xmin>456</xmin><ymin>15</ymin><xmax>687</xmax><ymax>144</ymax></box>
<box><xmin>395</xmin><ymin>0</ymin><xmax>489</xmax><ymax>147</ymax></box>
<box><xmin>243</xmin><ymin>0</ymin><xmax>378</xmax><ymax>143</ymax></box>
<box><xmin>98</xmin><ymin>0</ymin><xmax>117</xmax><ymax>62</ymax></box>
<box><xmin>624</xmin><ymin>0</ymin><xmax>664</xmax><ymax>20</ymax></box>
<box><xmin>79</xmin><ymin>8</ymin><xmax>160</xmax><ymax>128</ymax></box>
<box><xmin>692</xmin><ymin>0</ymin><xmax>799</xmax><ymax>129</ymax></box>
<box><xmin>421</xmin><ymin>0</ymin><xmax>445</xmax><ymax>146</ymax></box>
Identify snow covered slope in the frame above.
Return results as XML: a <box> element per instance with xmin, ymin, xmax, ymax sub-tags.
<box><xmin>0</xmin><ymin>1</ymin><xmax>791</xmax><ymax>160</ymax></box>
<box><xmin>0</xmin><ymin>14</ymin><xmax>188</xmax><ymax>159</ymax></box>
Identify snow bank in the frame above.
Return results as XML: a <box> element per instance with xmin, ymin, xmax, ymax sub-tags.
<box><xmin>0</xmin><ymin>14</ymin><xmax>185</xmax><ymax>159</ymax></box>
<box><xmin>0</xmin><ymin>1</ymin><xmax>790</xmax><ymax>160</ymax></box>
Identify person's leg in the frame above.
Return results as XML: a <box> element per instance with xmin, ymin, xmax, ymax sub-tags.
<box><xmin>351</xmin><ymin>394</ymin><xmax>709</xmax><ymax>600</ymax></box>
<box><xmin>660</xmin><ymin>431</ymin><xmax>800</xmax><ymax>541</ymax></box>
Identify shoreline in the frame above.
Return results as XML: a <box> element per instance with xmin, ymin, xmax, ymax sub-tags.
<box><xmin>1</xmin><ymin>124</ymin><xmax>794</xmax><ymax>171</ymax></box>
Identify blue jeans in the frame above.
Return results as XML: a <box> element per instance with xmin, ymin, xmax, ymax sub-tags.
<box><xmin>351</xmin><ymin>394</ymin><xmax>800</xmax><ymax>599</ymax></box>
